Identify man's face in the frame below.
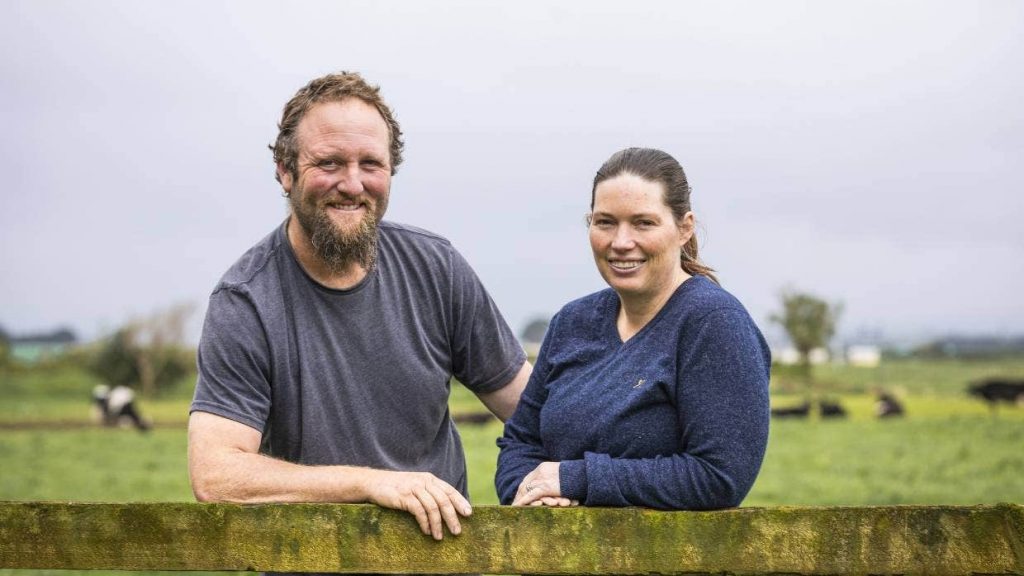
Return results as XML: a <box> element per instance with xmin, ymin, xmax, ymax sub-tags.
<box><xmin>279</xmin><ymin>98</ymin><xmax>392</xmax><ymax>271</ymax></box>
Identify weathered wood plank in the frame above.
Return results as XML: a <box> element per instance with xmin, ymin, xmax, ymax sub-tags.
<box><xmin>1</xmin><ymin>502</ymin><xmax>1022</xmax><ymax>574</ymax></box>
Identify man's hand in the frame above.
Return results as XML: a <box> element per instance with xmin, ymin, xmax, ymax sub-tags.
<box><xmin>188</xmin><ymin>412</ymin><xmax>472</xmax><ymax>540</ymax></box>
<box><xmin>512</xmin><ymin>461</ymin><xmax>577</xmax><ymax>507</ymax></box>
<box><xmin>363</xmin><ymin>469</ymin><xmax>472</xmax><ymax>540</ymax></box>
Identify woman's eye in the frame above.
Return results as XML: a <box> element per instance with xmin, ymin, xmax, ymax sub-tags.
<box><xmin>594</xmin><ymin>219</ymin><xmax>614</xmax><ymax>228</ymax></box>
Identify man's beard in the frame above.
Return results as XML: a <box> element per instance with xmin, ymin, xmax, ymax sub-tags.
<box><xmin>290</xmin><ymin>192</ymin><xmax>384</xmax><ymax>275</ymax></box>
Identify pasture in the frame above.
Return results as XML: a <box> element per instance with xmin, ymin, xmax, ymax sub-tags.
<box><xmin>2</xmin><ymin>358</ymin><xmax>1024</xmax><ymax>505</ymax></box>
<box><xmin>1</xmin><ymin>358</ymin><xmax>1023</xmax><ymax>576</ymax></box>
<box><xmin>3</xmin><ymin>404</ymin><xmax>1023</xmax><ymax>507</ymax></box>
<box><xmin>2</xmin><ymin>356</ymin><xmax>1024</xmax><ymax>569</ymax></box>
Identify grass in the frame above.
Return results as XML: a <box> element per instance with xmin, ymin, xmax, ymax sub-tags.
<box><xmin>773</xmin><ymin>357</ymin><xmax>1024</xmax><ymax>395</ymax></box>
<box><xmin>0</xmin><ymin>429</ymin><xmax>193</xmax><ymax>502</ymax></box>
<box><xmin>2</xmin><ymin>358</ymin><xmax>1023</xmax><ymax>576</ymax></box>
<box><xmin>748</xmin><ymin>415</ymin><xmax>1024</xmax><ymax>506</ymax></box>
<box><xmin>2</xmin><ymin>404</ymin><xmax>1022</xmax><ymax>508</ymax></box>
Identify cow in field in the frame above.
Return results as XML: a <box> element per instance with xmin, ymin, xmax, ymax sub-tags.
<box><xmin>771</xmin><ymin>400</ymin><xmax>811</xmax><ymax>419</ymax></box>
<box><xmin>818</xmin><ymin>399</ymin><xmax>847</xmax><ymax>419</ymax></box>
<box><xmin>92</xmin><ymin>384</ymin><xmax>151</xmax><ymax>431</ymax></box>
<box><xmin>875</xmin><ymin>391</ymin><xmax>905</xmax><ymax>418</ymax></box>
<box><xmin>967</xmin><ymin>379</ymin><xmax>1024</xmax><ymax>410</ymax></box>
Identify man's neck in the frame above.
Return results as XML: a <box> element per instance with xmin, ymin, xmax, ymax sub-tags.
<box><xmin>286</xmin><ymin>216</ymin><xmax>369</xmax><ymax>290</ymax></box>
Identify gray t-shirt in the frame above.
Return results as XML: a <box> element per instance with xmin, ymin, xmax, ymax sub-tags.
<box><xmin>191</xmin><ymin>220</ymin><xmax>526</xmax><ymax>496</ymax></box>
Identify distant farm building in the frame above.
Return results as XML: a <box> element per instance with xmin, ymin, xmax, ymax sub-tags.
<box><xmin>846</xmin><ymin>345</ymin><xmax>882</xmax><ymax>367</ymax></box>
<box><xmin>4</xmin><ymin>327</ymin><xmax>78</xmax><ymax>363</ymax></box>
<box><xmin>773</xmin><ymin>346</ymin><xmax>830</xmax><ymax>366</ymax></box>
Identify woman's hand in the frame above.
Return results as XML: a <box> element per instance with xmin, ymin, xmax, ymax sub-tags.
<box><xmin>512</xmin><ymin>461</ymin><xmax>578</xmax><ymax>507</ymax></box>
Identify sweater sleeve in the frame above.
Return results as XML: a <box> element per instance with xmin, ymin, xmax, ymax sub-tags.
<box><xmin>578</xmin><ymin>308</ymin><xmax>771</xmax><ymax>509</ymax></box>
<box><xmin>494</xmin><ymin>316</ymin><xmax>559</xmax><ymax>505</ymax></box>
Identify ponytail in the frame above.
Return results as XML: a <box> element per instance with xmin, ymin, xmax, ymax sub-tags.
<box><xmin>681</xmin><ymin>235</ymin><xmax>718</xmax><ymax>284</ymax></box>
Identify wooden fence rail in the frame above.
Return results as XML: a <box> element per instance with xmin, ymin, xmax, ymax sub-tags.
<box><xmin>1</xmin><ymin>502</ymin><xmax>1022</xmax><ymax>574</ymax></box>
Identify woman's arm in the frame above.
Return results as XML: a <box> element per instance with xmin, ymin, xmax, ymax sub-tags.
<box><xmin>495</xmin><ymin>318</ymin><xmax>560</xmax><ymax>505</ymax></box>
<box><xmin>495</xmin><ymin>368</ymin><xmax>554</xmax><ymax>504</ymax></box>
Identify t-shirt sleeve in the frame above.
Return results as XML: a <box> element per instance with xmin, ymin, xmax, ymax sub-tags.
<box><xmin>190</xmin><ymin>287</ymin><xmax>273</xmax><ymax>434</ymax></box>
<box><xmin>447</xmin><ymin>246</ymin><xmax>526</xmax><ymax>393</ymax></box>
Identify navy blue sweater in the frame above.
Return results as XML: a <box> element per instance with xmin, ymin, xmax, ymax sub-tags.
<box><xmin>496</xmin><ymin>276</ymin><xmax>771</xmax><ymax>509</ymax></box>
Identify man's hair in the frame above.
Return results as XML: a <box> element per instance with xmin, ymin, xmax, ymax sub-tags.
<box><xmin>270</xmin><ymin>71</ymin><xmax>404</xmax><ymax>181</ymax></box>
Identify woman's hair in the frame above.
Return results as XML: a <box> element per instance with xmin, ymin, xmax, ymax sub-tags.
<box><xmin>591</xmin><ymin>147</ymin><xmax>718</xmax><ymax>283</ymax></box>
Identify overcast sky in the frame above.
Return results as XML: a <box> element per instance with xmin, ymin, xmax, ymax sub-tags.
<box><xmin>2</xmin><ymin>1</ymin><xmax>1022</xmax><ymax>347</ymax></box>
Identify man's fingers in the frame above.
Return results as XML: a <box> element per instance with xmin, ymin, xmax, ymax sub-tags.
<box><xmin>369</xmin><ymin>472</ymin><xmax>473</xmax><ymax>539</ymax></box>
<box><xmin>424</xmin><ymin>482</ymin><xmax>462</xmax><ymax>537</ymax></box>
<box><xmin>403</xmin><ymin>497</ymin><xmax>431</xmax><ymax>538</ymax></box>
<box><xmin>414</xmin><ymin>488</ymin><xmax>444</xmax><ymax>540</ymax></box>
<box><xmin>441</xmin><ymin>481</ymin><xmax>472</xmax><ymax>517</ymax></box>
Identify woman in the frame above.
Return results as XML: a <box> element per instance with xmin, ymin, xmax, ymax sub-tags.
<box><xmin>496</xmin><ymin>147</ymin><xmax>770</xmax><ymax>509</ymax></box>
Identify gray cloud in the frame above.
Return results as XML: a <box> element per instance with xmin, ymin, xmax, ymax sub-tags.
<box><xmin>2</xmin><ymin>0</ymin><xmax>1021</xmax><ymax>347</ymax></box>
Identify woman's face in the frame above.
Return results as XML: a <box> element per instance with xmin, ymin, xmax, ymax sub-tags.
<box><xmin>589</xmin><ymin>173</ymin><xmax>693</xmax><ymax>302</ymax></box>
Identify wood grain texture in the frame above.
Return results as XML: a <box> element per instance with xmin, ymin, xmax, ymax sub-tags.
<box><xmin>1</xmin><ymin>502</ymin><xmax>1022</xmax><ymax>574</ymax></box>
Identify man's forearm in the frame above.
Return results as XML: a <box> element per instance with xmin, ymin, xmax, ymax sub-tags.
<box><xmin>190</xmin><ymin>447</ymin><xmax>375</xmax><ymax>504</ymax></box>
<box><xmin>187</xmin><ymin>411</ymin><xmax>472</xmax><ymax>540</ymax></box>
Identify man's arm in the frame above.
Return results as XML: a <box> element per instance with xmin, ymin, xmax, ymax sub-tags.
<box><xmin>475</xmin><ymin>361</ymin><xmax>532</xmax><ymax>422</ymax></box>
<box><xmin>187</xmin><ymin>411</ymin><xmax>472</xmax><ymax>540</ymax></box>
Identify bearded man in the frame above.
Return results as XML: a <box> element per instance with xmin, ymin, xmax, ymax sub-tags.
<box><xmin>188</xmin><ymin>72</ymin><xmax>531</xmax><ymax>542</ymax></box>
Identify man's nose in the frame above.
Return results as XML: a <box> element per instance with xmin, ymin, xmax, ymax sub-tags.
<box><xmin>335</xmin><ymin>164</ymin><xmax>366</xmax><ymax>194</ymax></box>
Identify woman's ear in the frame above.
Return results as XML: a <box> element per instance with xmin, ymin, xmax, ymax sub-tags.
<box><xmin>678</xmin><ymin>211</ymin><xmax>696</xmax><ymax>245</ymax></box>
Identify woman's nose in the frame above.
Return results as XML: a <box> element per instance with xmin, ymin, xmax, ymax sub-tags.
<box><xmin>610</xmin><ymin>226</ymin><xmax>636</xmax><ymax>250</ymax></box>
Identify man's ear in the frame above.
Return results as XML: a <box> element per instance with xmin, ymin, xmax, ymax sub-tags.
<box><xmin>277</xmin><ymin>162</ymin><xmax>294</xmax><ymax>195</ymax></box>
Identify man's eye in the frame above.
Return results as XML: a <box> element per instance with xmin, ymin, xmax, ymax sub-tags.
<box><xmin>636</xmin><ymin>220</ymin><xmax>656</xmax><ymax>228</ymax></box>
<box><xmin>594</xmin><ymin>219</ymin><xmax>614</xmax><ymax>228</ymax></box>
<box><xmin>318</xmin><ymin>160</ymin><xmax>340</xmax><ymax>169</ymax></box>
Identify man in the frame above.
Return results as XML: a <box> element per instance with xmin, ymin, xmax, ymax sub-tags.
<box><xmin>188</xmin><ymin>72</ymin><xmax>531</xmax><ymax>542</ymax></box>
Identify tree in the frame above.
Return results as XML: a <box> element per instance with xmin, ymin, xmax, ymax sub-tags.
<box><xmin>89</xmin><ymin>328</ymin><xmax>141</xmax><ymax>388</ymax></box>
<box><xmin>0</xmin><ymin>323</ymin><xmax>9</xmax><ymax>368</ymax></box>
<box><xmin>520</xmin><ymin>316</ymin><xmax>550</xmax><ymax>360</ymax></box>
<box><xmin>88</xmin><ymin>303</ymin><xmax>196</xmax><ymax>397</ymax></box>
<box><xmin>520</xmin><ymin>317</ymin><xmax>550</xmax><ymax>345</ymax></box>
<box><xmin>770</xmin><ymin>289</ymin><xmax>843</xmax><ymax>380</ymax></box>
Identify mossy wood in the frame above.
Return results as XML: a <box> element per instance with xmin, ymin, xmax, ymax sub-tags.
<box><xmin>1</xmin><ymin>502</ymin><xmax>1022</xmax><ymax>574</ymax></box>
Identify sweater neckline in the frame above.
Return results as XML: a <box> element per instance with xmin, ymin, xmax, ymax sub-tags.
<box><xmin>605</xmin><ymin>275</ymin><xmax>704</xmax><ymax>346</ymax></box>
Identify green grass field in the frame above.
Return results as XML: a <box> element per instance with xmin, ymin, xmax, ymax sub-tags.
<box><xmin>3</xmin><ymin>359</ymin><xmax>1024</xmax><ymax>506</ymax></box>
<box><xmin>2</xmin><ymin>358</ymin><xmax>1023</xmax><ymax>576</ymax></box>
<box><xmin>2</xmin><ymin>358</ymin><xmax>1024</xmax><ymax>505</ymax></box>
<box><xmin>2</xmin><ymin>401</ymin><xmax>1022</xmax><ymax>508</ymax></box>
